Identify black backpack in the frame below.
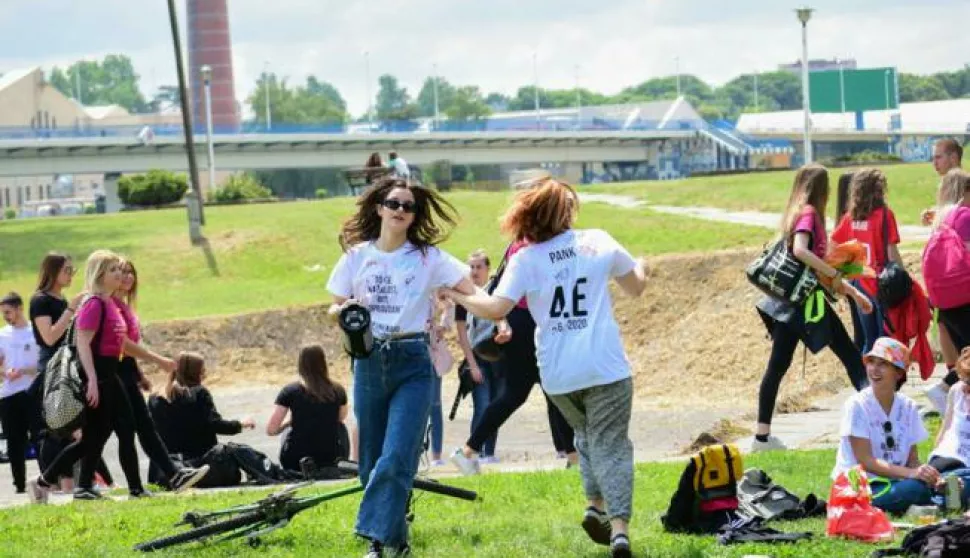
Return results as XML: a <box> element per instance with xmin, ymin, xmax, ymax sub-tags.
<box><xmin>873</xmin><ymin>518</ymin><xmax>970</xmax><ymax>558</ymax></box>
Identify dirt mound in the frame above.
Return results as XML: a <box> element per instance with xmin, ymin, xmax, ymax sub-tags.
<box><xmin>140</xmin><ymin>248</ymin><xmax>893</xmax><ymax>417</ymax></box>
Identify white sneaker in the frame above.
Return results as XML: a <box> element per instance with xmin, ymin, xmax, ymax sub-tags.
<box><xmin>750</xmin><ymin>435</ymin><xmax>787</xmax><ymax>452</ymax></box>
<box><xmin>430</xmin><ymin>459</ymin><xmax>446</xmax><ymax>467</ymax></box>
<box><xmin>479</xmin><ymin>455</ymin><xmax>500</xmax><ymax>465</ymax></box>
<box><xmin>449</xmin><ymin>448</ymin><xmax>480</xmax><ymax>475</ymax></box>
<box><xmin>924</xmin><ymin>384</ymin><xmax>948</xmax><ymax>414</ymax></box>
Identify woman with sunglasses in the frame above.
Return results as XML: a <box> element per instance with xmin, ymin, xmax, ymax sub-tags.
<box><xmin>326</xmin><ymin>177</ymin><xmax>476</xmax><ymax>558</ymax></box>
<box><xmin>831</xmin><ymin>337</ymin><xmax>942</xmax><ymax>514</ymax></box>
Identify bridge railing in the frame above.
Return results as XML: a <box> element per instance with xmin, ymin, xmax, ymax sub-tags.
<box><xmin>0</xmin><ymin>118</ymin><xmax>706</xmax><ymax>141</ymax></box>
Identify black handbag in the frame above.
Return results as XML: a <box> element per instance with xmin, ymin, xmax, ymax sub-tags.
<box><xmin>746</xmin><ymin>236</ymin><xmax>820</xmax><ymax>305</ymax></box>
<box><xmin>876</xmin><ymin>209</ymin><xmax>912</xmax><ymax>309</ymax></box>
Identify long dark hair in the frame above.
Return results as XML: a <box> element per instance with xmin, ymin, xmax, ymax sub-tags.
<box><xmin>338</xmin><ymin>177</ymin><xmax>458</xmax><ymax>253</ymax></box>
<box><xmin>780</xmin><ymin>164</ymin><xmax>829</xmax><ymax>238</ymax></box>
<box><xmin>297</xmin><ymin>344</ymin><xmax>342</xmax><ymax>403</ymax></box>
<box><xmin>36</xmin><ymin>252</ymin><xmax>71</xmax><ymax>292</ymax></box>
<box><xmin>847</xmin><ymin>168</ymin><xmax>887</xmax><ymax>221</ymax></box>
<box><xmin>163</xmin><ymin>352</ymin><xmax>206</xmax><ymax>402</ymax></box>
<box><xmin>835</xmin><ymin>171</ymin><xmax>854</xmax><ymax>222</ymax></box>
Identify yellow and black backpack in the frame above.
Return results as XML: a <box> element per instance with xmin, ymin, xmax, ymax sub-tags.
<box><xmin>662</xmin><ymin>444</ymin><xmax>744</xmax><ymax>533</ymax></box>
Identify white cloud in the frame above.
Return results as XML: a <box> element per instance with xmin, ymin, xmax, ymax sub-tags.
<box><xmin>0</xmin><ymin>0</ymin><xmax>966</xmax><ymax>117</ymax></box>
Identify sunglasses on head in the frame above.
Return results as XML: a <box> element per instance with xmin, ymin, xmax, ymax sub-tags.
<box><xmin>883</xmin><ymin>421</ymin><xmax>896</xmax><ymax>450</ymax></box>
<box><xmin>382</xmin><ymin>199</ymin><xmax>415</xmax><ymax>213</ymax></box>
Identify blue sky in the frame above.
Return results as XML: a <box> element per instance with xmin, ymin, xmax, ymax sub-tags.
<box><xmin>0</xmin><ymin>0</ymin><xmax>966</xmax><ymax>115</ymax></box>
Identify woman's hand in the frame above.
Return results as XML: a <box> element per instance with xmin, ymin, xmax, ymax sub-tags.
<box><xmin>469</xmin><ymin>361</ymin><xmax>484</xmax><ymax>384</ymax></box>
<box><xmin>138</xmin><ymin>375</ymin><xmax>153</xmax><ymax>392</ymax></box>
<box><xmin>494</xmin><ymin>320</ymin><xmax>512</xmax><ymax>344</ymax></box>
<box><xmin>69</xmin><ymin>292</ymin><xmax>86</xmax><ymax>311</ymax></box>
<box><xmin>158</xmin><ymin>357</ymin><xmax>176</xmax><ymax>374</ymax></box>
<box><xmin>240</xmin><ymin>417</ymin><xmax>256</xmax><ymax>429</ymax></box>
<box><xmin>86</xmin><ymin>381</ymin><xmax>100</xmax><ymax>408</ymax></box>
<box><xmin>910</xmin><ymin>464</ymin><xmax>940</xmax><ymax>486</ymax></box>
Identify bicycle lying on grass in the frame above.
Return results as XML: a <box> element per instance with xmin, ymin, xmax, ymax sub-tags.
<box><xmin>134</xmin><ymin>461</ymin><xmax>478</xmax><ymax>552</ymax></box>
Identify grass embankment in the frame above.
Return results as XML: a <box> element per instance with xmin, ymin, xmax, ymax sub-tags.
<box><xmin>1</xmin><ymin>441</ymin><xmax>946</xmax><ymax>558</ymax></box>
<box><xmin>0</xmin><ymin>192</ymin><xmax>770</xmax><ymax>322</ymax></box>
<box><xmin>584</xmin><ymin>162</ymin><xmax>938</xmax><ymax>226</ymax></box>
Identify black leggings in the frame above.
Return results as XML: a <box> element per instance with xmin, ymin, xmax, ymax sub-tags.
<box><xmin>758</xmin><ymin>315</ymin><xmax>868</xmax><ymax>425</ymax></box>
<box><xmin>40</xmin><ymin>357</ymin><xmax>143</xmax><ymax>492</ymax></box>
<box><xmin>0</xmin><ymin>391</ymin><xmax>32</xmax><ymax>491</ymax></box>
<box><xmin>466</xmin><ymin>307</ymin><xmax>576</xmax><ymax>454</ymax></box>
<box><xmin>118</xmin><ymin>357</ymin><xmax>178</xmax><ymax>480</ymax></box>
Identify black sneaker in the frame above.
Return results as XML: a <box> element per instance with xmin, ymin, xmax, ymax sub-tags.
<box><xmin>610</xmin><ymin>533</ymin><xmax>631</xmax><ymax>558</ymax></box>
<box><xmin>73</xmin><ymin>488</ymin><xmax>103</xmax><ymax>501</ymax></box>
<box><xmin>170</xmin><ymin>466</ymin><xmax>210</xmax><ymax>493</ymax></box>
<box><xmin>364</xmin><ymin>540</ymin><xmax>384</xmax><ymax>558</ymax></box>
<box><xmin>130</xmin><ymin>488</ymin><xmax>154</xmax><ymax>499</ymax></box>
<box><xmin>581</xmin><ymin>506</ymin><xmax>611</xmax><ymax>545</ymax></box>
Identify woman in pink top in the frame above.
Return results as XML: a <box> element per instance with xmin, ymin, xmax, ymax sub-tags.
<box><xmin>753</xmin><ymin>165</ymin><xmax>874</xmax><ymax>452</ymax></box>
<box><xmin>113</xmin><ymin>257</ymin><xmax>209</xmax><ymax>493</ymax></box>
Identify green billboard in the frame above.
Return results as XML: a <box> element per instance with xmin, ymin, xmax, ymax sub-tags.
<box><xmin>809</xmin><ymin>67</ymin><xmax>898</xmax><ymax>113</ymax></box>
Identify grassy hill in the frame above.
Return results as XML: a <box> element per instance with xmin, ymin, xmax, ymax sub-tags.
<box><xmin>585</xmin><ymin>162</ymin><xmax>939</xmax><ymax>225</ymax></box>
<box><xmin>0</xmin><ymin>192</ymin><xmax>770</xmax><ymax>322</ymax></box>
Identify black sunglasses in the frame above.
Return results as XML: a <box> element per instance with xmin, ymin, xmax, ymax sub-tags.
<box><xmin>883</xmin><ymin>421</ymin><xmax>896</xmax><ymax>450</ymax></box>
<box><xmin>382</xmin><ymin>199</ymin><xmax>415</xmax><ymax>213</ymax></box>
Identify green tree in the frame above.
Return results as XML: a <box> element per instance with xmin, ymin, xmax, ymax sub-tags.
<box><xmin>444</xmin><ymin>86</ymin><xmax>491</xmax><ymax>121</ymax></box>
<box><xmin>485</xmin><ymin>92</ymin><xmax>511</xmax><ymax>111</ymax></box>
<box><xmin>147</xmin><ymin>85</ymin><xmax>180</xmax><ymax>112</ymax></box>
<box><xmin>117</xmin><ymin>170</ymin><xmax>188</xmax><ymax>207</ymax></box>
<box><xmin>247</xmin><ymin>73</ymin><xmax>347</xmax><ymax>125</ymax></box>
<box><xmin>375</xmin><ymin>74</ymin><xmax>419</xmax><ymax>120</ymax></box>
<box><xmin>49</xmin><ymin>55</ymin><xmax>148</xmax><ymax>112</ymax></box>
<box><xmin>898</xmin><ymin>74</ymin><xmax>949</xmax><ymax>103</ymax></box>
<box><xmin>416</xmin><ymin>77</ymin><xmax>457</xmax><ymax>118</ymax></box>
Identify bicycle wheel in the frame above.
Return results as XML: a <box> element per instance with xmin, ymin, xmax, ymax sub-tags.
<box><xmin>412</xmin><ymin>477</ymin><xmax>478</xmax><ymax>501</ymax></box>
<box><xmin>134</xmin><ymin>511</ymin><xmax>266</xmax><ymax>552</ymax></box>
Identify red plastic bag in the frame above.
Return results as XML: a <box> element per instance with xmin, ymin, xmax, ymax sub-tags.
<box><xmin>826</xmin><ymin>466</ymin><xmax>895</xmax><ymax>543</ymax></box>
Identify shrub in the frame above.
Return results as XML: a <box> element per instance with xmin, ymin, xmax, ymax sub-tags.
<box><xmin>315</xmin><ymin>188</ymin><xmax>329</xmax><ymax>199</ymax></box>
<box><xmin>3</xmin><ymin>208</ymin><xmax>15</xmax><ymax>220</ymax></box>
<box><xmin>117</xmin><ymin>170</ymin><xmax>188</xmax><ymax>207</ymax></box>
<box><xmin>83</xmin><ymin>205</ymin><xmax>97</xmax><ymax>215</ymax></box>
<box><xmin>211</xmin><ymin>174</ymin><xmax>273</xmax><ymax>203</ymax></box>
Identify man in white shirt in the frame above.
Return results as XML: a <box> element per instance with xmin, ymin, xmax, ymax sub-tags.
<box><xmin>388</xmin><ymin>152</ymin><xmax>410</xmax><ymax>179</ymax></box>
<box><xmin>0</xmin><ymin>292</ymin><xmax>40</xmax><ymax>493</ymax></box>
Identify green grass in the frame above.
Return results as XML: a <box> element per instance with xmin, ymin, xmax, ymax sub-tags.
<box><xmin>0</xmin><ymin>447</ymin><xmax>934</xmax><ymax>558</ymax></box>
<box><xmin>583</xmin><ymin>163</ymin><xmax>939</xmax><ymax>226</ymax></box>
<box><xmin>0</xmin><ymin>193</ymin><xmax>771</xmax><ymax>322</ymax></box>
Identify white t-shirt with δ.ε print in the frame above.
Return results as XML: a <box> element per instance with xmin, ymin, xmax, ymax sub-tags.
<box><xmin>327</xmin><ymin>241</ymin><xmax>468</xmax><ymax>339</ymax></box>
<box><xmin>831</xmin><ymin>387</ymin><xmax>927</xmax><ymax>479</ymax></box>
<box><xmin>493</xmin><ymin>229</ymin><xmax>637</xmax><ymax>395</ymax></box>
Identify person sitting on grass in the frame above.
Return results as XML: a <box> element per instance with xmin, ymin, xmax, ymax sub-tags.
<box><xmin>832</xmin><ymin>337</ymin><xmax>943</xmax><ymax>514</ymax></box>
<box><xmin>927</xmin><ymin>348</ymin><xmax>970</xmax><ymax>501</ymax></box>
<box><xmin>266</xmin><ymin>344</ymin><xmax>356</xmax><ymax>475</ymax></box>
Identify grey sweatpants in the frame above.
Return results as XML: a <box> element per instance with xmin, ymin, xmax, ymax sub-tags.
<box><xmin>549</xmin><ymin>377</ymin><xmax>633</xmax><ymax>521</ymax></box>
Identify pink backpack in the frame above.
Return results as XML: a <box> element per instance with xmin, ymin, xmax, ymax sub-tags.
<box><xmin>922</xmin><ymin>207</ymin><xmax>970</xmax><ymax>310</ymax></box>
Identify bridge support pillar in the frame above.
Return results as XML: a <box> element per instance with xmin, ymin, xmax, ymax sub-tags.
<box><xmin>103</xmin><ymin>172</ymin><xmax>123</xmax><ymax>213</ymax></box>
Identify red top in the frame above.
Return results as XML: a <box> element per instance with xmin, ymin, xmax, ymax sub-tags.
<box><xmin>831</xmin><ymin>206</ymin><xmax>901</xmax><ymax>297</ymax></box>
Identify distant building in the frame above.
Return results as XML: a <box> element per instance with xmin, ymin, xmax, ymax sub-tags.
<box><xmin>779</xmin><ymin>58</ymin><xmax>858</xmax><ymax>74</ymax></box>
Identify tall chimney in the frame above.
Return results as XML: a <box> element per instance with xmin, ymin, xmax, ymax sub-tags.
<box><xmin>187</xmin><ymin>0</ymin><xmax>239</xmax><ymax>132</ymax></box>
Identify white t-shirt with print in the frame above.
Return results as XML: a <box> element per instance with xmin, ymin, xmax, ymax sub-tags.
<box><xmin>0</xmin><ymin>324</ymin><xmax>39</xmax><ymax>399</ymax></box>
<box><xmin>327</xmin><ymin>241</ymin><xmax>468</xmax><ymax>339</ymax></box>
<box><xmin>494</xmin><ymin>229</ymin><xmax>637</xmax><ymax>395</ymax></box>
<box><xmin>831</xmin><ymin>387</ymin><xmax>927</xmax><ymax>479</ymax></box>
<box><xmin>929</xmin><ymin>383</ymin><xmax>970</xmax><ymax>466</ymax></box>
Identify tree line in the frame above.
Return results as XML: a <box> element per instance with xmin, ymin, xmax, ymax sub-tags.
<box><xmin>43</xmin><ymin>55</ymin><xmax>970</xmax><ymax>124</ymax></box>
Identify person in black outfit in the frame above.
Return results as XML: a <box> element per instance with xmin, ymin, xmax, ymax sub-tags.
<box><xmin>148</xmin><ymin>352</ymin><xmax>255</xmax><ymax>463</ymax></box>
<box><xmin>266</xmin><ymin>344</ymin><xmax>352</xmax><ymax>472</ymax></box>
<box><xmin>1</xmin><ymin>292</ymin><xmax>39</xmax><ymax>493</ymax></box>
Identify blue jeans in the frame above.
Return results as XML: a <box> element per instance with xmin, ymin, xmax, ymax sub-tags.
<box><xmin>429</xmin><ymin>375</ymin><xmax>443</xmax><ymax>456</ymax></box>
<box><xmin>469</xmin><ymin>360</ymin><xmax>499</xmax><ymax>457</ymax></box>
<box><xmin>353</xmin><ymin>336</ymin><xmax>435</xmax><ymax>547</ymax></box>
<box><xmin>851</xmin><ymin>281</ymin><xmax>884</xmax><ymax>354</ymax></box>
<box><xmin>870</xmin><ymin>477</ymin><xmax>934</xmax><ymax>514</ymax></box>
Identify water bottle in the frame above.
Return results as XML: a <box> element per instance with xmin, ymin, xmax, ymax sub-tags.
<box><xmin>945</xmin><ymin>475</ymin><xmax>962</xmax><ymax>512</ymax></box>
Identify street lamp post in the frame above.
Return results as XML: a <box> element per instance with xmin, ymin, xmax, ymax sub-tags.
<box><xmin>432</xmin><ymin>63</ymin><xmax>440</xmax><ymax>131</ymax></box>
<box><xmin>365</xmin><ymin>51</ymin><xmax>373</xmax><ymax>129</ymax></box>
<box><xmin>885</xmin><ymin>69</ymin><xmax>893</xmax><ymax>154</ymax></box>
<box><xmin>532</xmin><ymin>51</ymin><xmax>541</xmax><ymax>130</ymax></box>
<box><xmin>201</xmin><ymin>65</ymin><xmax>216</xmax><ymax>197</ymax></box>
<box><xmin>263</xmin><ymin>61</ymin><xmax>272</xmax><ymax>131</ymax></box>
<box><xmin>796</xmin><ymin>7</ymin><xmax>814</xmax><ymax>164</ymax></box>
<box><xmin>164</xmin><ymin>0</ymin><xmax>204</xmax><ymax>242</ymax></box>
<box><xmin>837</xmin><ymin>57</ymin><xmax>847</xmax><ymax>129</ymax></box>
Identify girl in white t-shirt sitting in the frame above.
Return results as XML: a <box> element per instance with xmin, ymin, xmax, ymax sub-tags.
<box><xmin>444</xmin><ymin>177</ymin><xmax>648</xmax><ymax>558</ymax></box>
<box><xmin>832</xmin><ymin>337</ymin><xmax>939</xmax><ymax>514</ymax></box>
<box><xmin>326</xmin><ymin>177</ymin><xmax>476</xmax><ymax>558</ymax></box>
<box><xmin>927</xmin><ymin>347</ymin><xmax>970</xmax><ymax>507</ymax></box>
